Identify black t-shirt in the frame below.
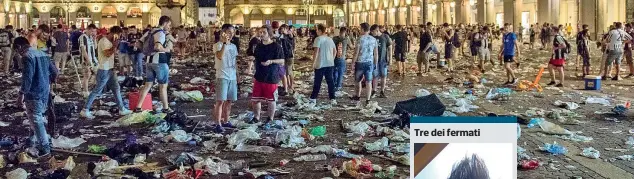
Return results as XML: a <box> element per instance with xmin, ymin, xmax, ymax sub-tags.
<box><xmin>127</xmin><ymin>33</ymin><xmax>142</xmax><ymax>53</ymax></box>
<box><xmin>231</xmin><ymin>36</ymin><xmax>240</xmax><ymax>52</ymax></box>
<box><xmin>247</xmin><ymin>37</ymin><xmax>260</xmax><ymax>56</ymax></box>
<box><xmin>419</xmin><ymin>31</ymin><xmax>432</xmax><ymax>51</ymax></box>
<box><xmin>254</xmin><ymin>42</ymin><xmax>284</xmax><ymax>84</ymax></box>
<box><xmin>392</xmin><ymin>31</ymin><xmax>408</xmax><ymax>53</ymax></box>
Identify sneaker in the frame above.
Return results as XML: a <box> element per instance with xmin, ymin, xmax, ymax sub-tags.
<box><xmin>82</xmin><ymin>92</ymin><xmax>90</xmax><ymax>98</ymax></box>
<box><xmin>510</xmin><ymin>78</ymin><xmax>517</xmax><ymax>84</ymax></box>
<box><xmin>80</xmin><ymin>110</ymin><xmax>95</xmax><ymax>119</ymax></box>
<box><xmin>547</xmin><ymin>81</ymin><xmax>557</xmax><ymax>85</ymax></box>
<box><xmin>134</xmin><ymin>108</ymin><xmax>143</xmax><ymax>113</ymax></box>
<box><xmin>612</xmin><ymin>76</ymin><xmax>620</xmax><ymax>81</ymax></box>
<box><xmin>309</xmin><ymin>98</ymin><xmax>317</xmax><ymax>104</ymax></box>
<box><xmin>350</xmin><ymin>96</ymin><xmax>360</xmax><ymax>101</ymax></box>
<box><xmin>378</xmin><ymin>91</ymin><xmax>387</xmax><ymax>98</ymax></box>
<box><xmin>555</xmin><ymin>83</ymin><xmax>564</xmax><ymax>87</ymax></box>
<box><xmin>162</xmin><ymin>108</ymin><xmax>174</xmax><ymax>114</ymax></box>
<box><xmin>213</xmin><ymin>125</ymin><xmax>225</xmax><ymax>133</ymax></box>
<box><xmin>330</xmin><ymin>99</ymin><xmax>337</xmax><ymax>106</ymax></box>
<box><xmin>119</xmin><ymin>109</ymin><xmax>132</xmax><ymax>116</ymax></box>
<box><xmin>221</xmin><ymin>121</ymin><xmax>235</xmax><ymax>128</ymax></box>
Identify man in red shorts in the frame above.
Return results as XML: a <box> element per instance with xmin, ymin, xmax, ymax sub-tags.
<box><xmin>250</xmin><ymin>25</ymin><xmax>285</xmax><ymax>124</ymax></box>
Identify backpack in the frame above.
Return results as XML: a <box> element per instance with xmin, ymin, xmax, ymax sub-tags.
<box><xmin>0</xmin><ymin>31</ymin><xmax>11</xmax><ymax>47</ymax></box>
<box><xmin>556</xmin><ymin>35</ymin><xmax>572</xmax><ymax>54</ymax></box>
<box><xmin>141</xmin><ymin>29</ymin><xmax>165</xmax><ymax>56</ymax></box>
<box><xmin>452</xmin><ymin>31</ymin><xmax>461</xmax><ymax>48</ymax></box>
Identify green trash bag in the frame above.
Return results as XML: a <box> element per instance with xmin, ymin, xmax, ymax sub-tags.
<box><xmin>310</xmin><ymin>126</ymin><xmax>326</xmax><ymax>137</ymax></box>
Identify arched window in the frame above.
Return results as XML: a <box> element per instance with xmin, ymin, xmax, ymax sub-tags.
<box><xmin>314</xmin><ymin>9</ymin><xmax>326</xmax><ymax>16</ymax></box>
<box><xmin>295</xmin><ymin>9</ymin><xmax>306</xmax><ymax>16</ymax></box>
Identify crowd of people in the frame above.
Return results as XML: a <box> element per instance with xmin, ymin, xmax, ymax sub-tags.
<box><xmin>0</xmin><ymin>17</ymin><xmax>632</xmax><ymax>158</ymax></box>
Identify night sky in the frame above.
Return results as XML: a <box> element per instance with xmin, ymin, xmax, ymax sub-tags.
<box><xmin>199</xmin><ymin>0</ymin><xmax>216</xmax><ymax>7</ymax></box>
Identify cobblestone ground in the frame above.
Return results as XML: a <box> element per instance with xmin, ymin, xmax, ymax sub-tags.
<box><xmin>1</xmin><ymin>35</ymin><xmax>633</xmax><ymax>178</ymax></box>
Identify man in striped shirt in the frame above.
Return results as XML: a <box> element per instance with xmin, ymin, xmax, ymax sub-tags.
<box><xmin>603</xmin><ymin>22</ymin><xmax>633</xmax><ymax>80</ymax></box>
<box><xmin>80</xmin><ymin>24</ymin><xmax>98</xmax><ymax>96</ymax></box>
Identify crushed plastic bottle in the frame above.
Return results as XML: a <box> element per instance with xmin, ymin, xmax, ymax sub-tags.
<box><xmin>364</xmin><ymin>137</ymin><xmax>389</xmax><ymax>152</ymax></box>
<box><xmin>540</xmin><ymin>142</ymin><xmax>568</xmax><ymax>155</ymax></box>
<box><xmin>293</xmin><ymin>154</ymin><xmax>327</xmax><ymax>162</ymax></box>
<box><xmin>626</xmin><ymin>136</ymin><xmax>634</xmax><ymax>148</ymax></box>
<box><xmin>527</xmin><ymin>118</ymin><xmax>543</xmax><ymax>128</ymax></box>
<box><xmin>580</xmin><ymin>147</ymin><xmax>600</xmax><ymax>159</ymax></box>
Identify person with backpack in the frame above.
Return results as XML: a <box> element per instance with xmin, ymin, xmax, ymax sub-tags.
<box><xmin>498</xmin><ymin>24</ymin><xmax>521</xmax><ymax>85</ymax></box>
<box><xmin>80</xmin><ymin>26</ymin><xmax>132</xmax><ymax>119</ymax></box>
<box><xmin>547</xmin><ymin>26</ymin><xmax>569</xmax><ymax>87</ymax></box>
<box><xmin>441</xmin><ymin>23</ymin><xmax>456</xmax><ymax>72</ymax></box>
<box><xmin>134</xmin><ymin>16</ymin><xmax>174</xmax><ymax>114</ymax></box>
<box><xmin>0</xmin><ymin>25</ymin><xmax>15</xmax><ymax>74</ymax></box>
<box><xmin>602</xmin><ymin>22</ymin><xmax>633</xmax><ymax>80</ymax></box>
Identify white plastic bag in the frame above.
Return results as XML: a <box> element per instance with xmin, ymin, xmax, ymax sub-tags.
<box><xmin>52</xmin><ymin>136</ymin><xmax>87</xmax><ymax>149</ymax></box>
<box><xmin>585</xmin><ymin>97</ymin><xmax>611</xmax><ymax>106</ymax></box>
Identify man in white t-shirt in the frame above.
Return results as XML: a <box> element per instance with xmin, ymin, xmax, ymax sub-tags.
<box><xmin>81</xmin><ymin>26</ymin><xmax>132</xmax><ymax>119</ymax></box>
<box><xmin>603</xmin><ymin>22</ymin><xmax>633</xmax><ymax>80</ymax></box>
<box><xmin>309</xmin><ymin>24</ymin><xmax>337</xmax><ymax>105</ymax></box>
<box><xmin>212</xmin><ymin>24</ymin><xmax>238</xmax><ymax>133</ymax></box>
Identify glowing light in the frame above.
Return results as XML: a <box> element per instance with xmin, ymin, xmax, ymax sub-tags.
<box><xmin>431</xmin><ymin>4</ymin><xmax>436</xmax><ymax>10</ymax></box>
<box><xmin>390</xmin><ymin>8</ymin><xmax>396</xmax><ymax>13</ymax></box>
<box><xmin>470</xmin><ymin>0</ymin><xmax>475</xmax><ymax>6</ymax></box>
<box><xmin>416</xmin><ymin>7</ymin><xmax>421</xmax><ymax>11</ymax></box>
<box><xmin>450</xmin><ymin>2</ymin><xmax>455</xmax><ymax>7</ymax></box>
<box><xmin>141</xmin><ymin>4</ymin><xmax>149</xmax><ymax>12</ymax></box>
<box><xmin>263</xmin><ymin>8</ymin><xmax>271</xmax><ymax>15</ymax></box>
<box><xmin>242</xmin><ymin>7</ymin><xmax>249</xmax><ymax>14</ymax></box>
<box><xmin>406</xmin><ymin>0</ymin><xmax>412</xmax><ymax>5</ymax></box>
<box><xmin>286</xmin><ymin>8</ymin><xmax>294</xmax><ymax>15</ymax></box>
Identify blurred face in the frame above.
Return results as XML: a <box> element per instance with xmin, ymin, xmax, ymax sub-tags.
<box><xmin>340</xmin><ymin>31</ymin><xmax>347</xmax><ymax>37</ymax></box>
<box><xmin>163</xmin><ymin>21</ymin><xmax>172</xmax><ymax>32</ymax></box>
<box><xmin>130</xmin><ymin>28</ymin><xmax>138</xmax><ymax>34</ymax></box>
<box><xmin>258</xmin><ymin>28</ymin><xmax>269</xmax><ymax>40</ymax></box>
<box><xmin>224</xmin><ymin>27</ymin><xmax>235</xmax><ymax>39</ymax></box>
<box><xmin>372</xmin><ymin>29</ymin><xmax>380</xmax><ymax>36</ymax></box>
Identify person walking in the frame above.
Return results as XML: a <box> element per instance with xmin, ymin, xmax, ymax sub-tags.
<box><xmin>80</xmin><ymin>26</ymin><xmax>132</xmax><ymax>119</ymax></box>
<box><xmin>332</xmin><ymin>27</ymin><xmax>354</xmax><ymax>91</ymax></box>
<box><xmin>351</xmin><ymin>23</ymin><xmax>378</xmax><ymax>104</ymax></box>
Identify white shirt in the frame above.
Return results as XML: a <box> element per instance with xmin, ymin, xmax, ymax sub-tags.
<box><xmin>313</xmin><ymin>35</ymin><xmax>336</xmax><ymax>69</ymax></box>
<box><xmin>79</xmin><ymin>34</ymin><xmax>97</xmax><ymax>66</ymax></box>
<box><xmin>607</xmin><ymin>29</ymin><xmax>633</xmax><ymax>51</ymax></box>
<box><xmin>97</xmin><ymin>37</ymin><xmax>115</xmax><ymax>70</ymax></box>
<box><xmin>214</xmin><ymin>42</ymin><xmax>238</xmax><ymax>80</ymax></box>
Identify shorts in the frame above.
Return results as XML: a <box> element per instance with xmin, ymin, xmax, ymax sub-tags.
<box><xmin>145</xmin><ymin>63</ymin><xmax>169</xmax><ymax>84</ymax></box>
<box><xmin>478</xmin><ymin>48</ymin><xmax>491</xmax><ymax>61</ymax></box>
<box><xmin>374</xmin><ymin>60</ymin><xmax>389</xmax><ymax>78</ymax></box>
<box><xmin>285</xmin><ymin>58</ymin><xmax>294</xmax><ymax>76</ymax></box>
<box><xmin>53</xmin><ymin>52</ymin><xmax>69</xmax><ymax>63</ymax></box>
<box><xmin>549</xmin><ymin>58</ymin><xmax>566</xmax><ymax>67</ymax></box>
<box><xmin>215</xmin><ymin>78</ymin><xmax>238</xmax><ymax>101</ymax></box>
<box><xmin>503</xmin><ymin>55</ymin><xmax>515</xmax><ymax>63</ymax></box>
<box><xmin>417</xmin><ymin>51</ymin><xmax>430</xmax><ymax>65</ymax></box>
<box><xmin>251</xmin><ymin>80</ymin><xmax>278</xmax><ymax>102</ymax></box>
<box><xmin>394</xmin><ymin>51</ymin><xmax>406</xmax><ymax>62</ymax></box>
<box><xmin>118</xmin><ymin>52</ymin><xmax>131</xmax><ymax>66</ymax></box>
<box><xmin>354</xmin><ymin>62</ymin><xmax>374</xmax><ymax>82</ymax></box>
<box><xmin>582</xmin><ymin>53</ymin><xmax>591</xmax><ymax>66</ymax></box>
<box><xmin>606</xmin><ymin>50</ymin><xmax>624</xmax><ymax>65</ymax></box>
<box><xmin>530</xmin><ymin>36</ymin><xmax>535</xmax><ymax>42</ymax></box>
<box><xmin>444</xmin><ymin>45</ymin><xmax>454</xmax><ymax>59</ymax></box>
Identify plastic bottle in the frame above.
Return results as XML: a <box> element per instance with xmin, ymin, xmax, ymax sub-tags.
<box><xmin>527</xmin><ymin>118</ymin><xmax>543</xmax><ymax>128</ymax></box>
<box><xmin>293</xmin><ymin>154</ymin><xmax>327</xmax><ymax>162</ymax></box>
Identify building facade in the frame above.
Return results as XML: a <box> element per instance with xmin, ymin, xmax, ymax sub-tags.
<box><xmin>218</xmin><ymin>0</ymin><xmax>346</xmax><ymax>27</ymax></box>
<box><xmin>199</xmin><ymin>7</ymin><xmax>217</xmax><ymax>26</ymax></box>
<box><xmin>0</xmin><ymin>0</ymin><xmax>199</xmax><ymax>29</ymax></box>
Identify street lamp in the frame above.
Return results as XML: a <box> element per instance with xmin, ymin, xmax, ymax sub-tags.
<box><xmin>302</xmin><ymin>0</ymin><xmax>314</xmax><ymax>26</ymax></box>
<box><xmin>62</xmin><ymin>0</ymin><xmax>71</xmax><ymax>26</ymax></box>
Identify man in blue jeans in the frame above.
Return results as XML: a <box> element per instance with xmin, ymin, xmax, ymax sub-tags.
<box><xmin>309</xmin><ymin>24</ymin><xmax>337</xmax><ymax>105</ymax></box>
<box><xmin>81</xmin><ymin>26</ymin><xmax>132</xmax><ymax>119</ymax></box>
<box><xmin>332</xmin><ymin>27</ymin><xmax>354</xmax><ymax>92</ymax></box>
<box><xmin>351</xmin><ymin>23</ymin><xmax>378</xmax><ymax>104</ymax></box>
<box><xmin>135</xmin><ymin>16</ymin><xmax>174</xmax><ymax>113</ymax></box>
<box><xmin>18</xmin><ymin>26</ymin><xmax>57</xmax><ymax>157</ymax></box>
<box><xmin>372</xmin><ymin>24</ymin><xmax>391</xmax><ymax>98</ymax></box>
